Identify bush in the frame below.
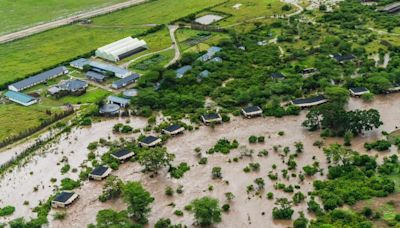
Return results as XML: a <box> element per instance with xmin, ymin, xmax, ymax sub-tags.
<box><xmin>60</xmin><ymin>164</ymin><xmax>70</xmax><ymax>174</ymax></box>
<box><xmin>53</xmin><ymin>212</ymin><xmax>66</xmax><ymax>220</ymax></box>
<box><xmin>222</xmin><ymin>204</ymin><xmax>230</xmax><ymax>212</ymax></box>
<box><xmin>364</xmin><ymin>140</ymin><xmax>391</xmax><ymax>151</ymax></box>
<box><xmin>248</xmin><ymin>136</ymin><xmax>257</xmax><ymax>144</ymax></box>
<box><xmin>212</xmin><ymin>167</ymin><xmax>222</xmax><ymax>179</ymax></box>
<box><xmin>80</xmin><ymin>117</ymin><xmax>92</xmax><ymax>126</ymax></box>
<box><xmin>60</xmin><ymin>178</ymin><xmax>80</xmax><ymax>190</ymax></box>
<box><xmin>174</xmin><ymin>210</ymin><xmax>183</xmax><ymax>216</ymax></box>
<box><xmin>0</xmin><ymin>206</ymin><xmax>15</xmax><ymax>216</ymax></box>
<box><xmin>165</xmin><ymin>187</ymin><xmax>174</xmax><ymax>196</ymax></box>
<box><xmin>170</xmin><ymin>162</ymin><xmax>190</xmax><ymax>179</ymax></box>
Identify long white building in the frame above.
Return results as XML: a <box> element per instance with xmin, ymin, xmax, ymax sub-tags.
<box><xmin>95</xmin><ymin>37</ymin><xmax>148</xmax><ymax>62</ymax></box>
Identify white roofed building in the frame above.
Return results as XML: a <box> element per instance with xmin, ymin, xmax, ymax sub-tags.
<box><xmin>95</xmin><ymin>37</ymin><xmax>148</xmax><ymax>62</ymax></box>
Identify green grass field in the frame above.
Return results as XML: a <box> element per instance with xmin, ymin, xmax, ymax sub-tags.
<box><xmin>0</xmin><ymin>0</ymin><xmax>130</xmax><ymax>35</ymax></box>
<box><xmin>211</xmin><ymin>0</ymin><xmax>291</xmax><ymax>27</ymax></box>
<box><xmin>0</xmin><ymin>0</ymin><xmax>225</xmax><ymax>87</ymax></box>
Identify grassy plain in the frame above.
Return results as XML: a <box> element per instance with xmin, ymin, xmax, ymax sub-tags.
<box><xmin>0</xmin><ymin>0</ymin><xmax>225</xmax><ymax>86</ymax></box>
<box><xmin>0</xmin><ymin>0</ymin><xmax>129</xmax><ymax>35</ymax></box>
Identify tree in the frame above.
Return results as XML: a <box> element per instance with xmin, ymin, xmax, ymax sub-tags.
<box><xmin>323</xmin><ymin>144</ymin><xmax>354</xmax><ymax>166</ymax></box>
<box><xmin>346</xmin><ymin>109</ymin><xmax>382</xmax><ymax>135</ymax></box>
<box><xmin>293</xmin><ymin>212</ymin><xmax>308</xmax><ymax>228</ymax></box>
<box><xmin>99</xmin><ymin>176</ymin><xmax>123</xmax><ymax>202</ymax></box>
<box><xmin>212</xmin><ymin>166</ymin><xmax>222</xmax><ymax>179</ymax></box>
<box><xmin>90</xmin><ymin>209</ymin><xmax>136</xmax><ymax>228</ymax></box>
<box><xmin>137</xmin><ymin>147</ymin><xmax>174</xmax><ymax>174</ymax></box>
<box><xmin>272</xmin><ymin>198</ymin><xmax>294</xmax><ymax>220</ymax></box>
<box><xmin>191</xmin><ymin>196</ymin><xmax>222</xmax><ymax>226</ymax></box>
<box><xmin>324</xmin><ymin>86</ymin><xmax>349</xmax><ymax>106</ymax></box>
<box><xmin>122</xmin><ymin>181</ymin><xmax>154</xmax><ymax>224</ymax></box>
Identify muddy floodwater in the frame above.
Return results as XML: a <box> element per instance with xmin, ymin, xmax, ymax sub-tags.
<box><xmin>1</xmin><ymin>93</ymin><xmax>400</xmax><ymax>227</ymax></box>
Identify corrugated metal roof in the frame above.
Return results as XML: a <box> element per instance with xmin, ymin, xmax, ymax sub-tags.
<box><xmin>108</xmin><ymin>95</ymin><xmax>130</xmax><ymax>105</ymax></box>
<box><xmin>112</xmin><ymin>74</ymin><xmax>140</xmax><ymax>88</ymax></box>
<box><xmin>89</xmin><ymin>61</ymin><xmax>131</xmax><ymax>77</ymax></box>
<box><xmin>4</xmin><ymin>91</ymin><xmax>37</xmax><ymax>104</ymax></box>
<box><xmin>9</xmin><ymin>66</ymin><xmax>68</xmax><ymax>91</ymax></box>
<box><xmin>176</xmin><ymin>65</ymin><xmax>192</xmax><ymax>78</ymax></box>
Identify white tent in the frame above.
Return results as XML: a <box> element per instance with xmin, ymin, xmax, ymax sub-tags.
<box><xmin>95</xmin><ymin>37</ymin><xmax>148</xmax><ymax>62</ymax></box>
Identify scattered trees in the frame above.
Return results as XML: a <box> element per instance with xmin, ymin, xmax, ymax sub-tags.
<box><xmin>122</xmin><ymin>181</ymin><xmax>154</xmax><ymax>224</ymax></box>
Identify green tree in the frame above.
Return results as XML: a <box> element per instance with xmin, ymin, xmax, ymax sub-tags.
<box><xmin>191</xmin><ymin>196</ymin><xmax>222</xmax><ymax>226</ymax></box>
<box><xmin>137</xmin><ymin>147</ymin><xmax>174</xmax><ymax>174</ymax></box>
<box><xmin>324</xmin><ymin>86</ymin><xmax>349</xmax><ymax>106</ymax></box>
<box><xmin>122</xmin><ymin>181</ymin><xmax>154</xmax><ymax>224</ymax></box>
<box><xmin>293</xmin><ymin>212</ymin><xmax>308</xmax><ymax>228</ymax></box>
<box><xmin>90</xmin><ymin>209</ymin><xmax>136</xmax><ymax>228</ymax></box>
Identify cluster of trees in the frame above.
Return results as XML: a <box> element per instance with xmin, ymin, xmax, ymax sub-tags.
<box><xmin>90</xmin><ymin>181</ymin><xmax>154</xmax><ymax>227</ymax></box>
<box><xmin>313</xmin><ymin>144</ymin><xmax>396</xmax><ymax>210</ymax></box>
<box><xmin>303</xmin><ymin>102</ymin><xmax>382</xmax><ymax>137</ymax></box>
<box><xmin>207</xmin><ymin>139</ymin><xmax>239</xmax><ymax>154</ymax></box>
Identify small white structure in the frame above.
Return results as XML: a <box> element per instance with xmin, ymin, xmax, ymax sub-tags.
<box><xmin>291</xmin><ymin>95</ymin><xmax>328</xmax><ymax>108</ymax></box>
<box><xmin>51</xmin><ymin>191</ymin><xmax>79</xmax><ymax>208</ymax></box>
<box><xmin>201</xmin><ymin>113</ymin><xmax>222</xmax><ymax>124</ymax></box>
<box><xmin>89</xmin><ymin>166</ymin><xmax>112</xmax><ymax>180</ymax></box>
<box><xmin>349</xmin><ymin>87</ymin><xmax>369</xmax><ymax>96</ymax></box>
<box><xmin>139</xmin><ymin>136</ymin><xmax>162</xmax><ymax>147</ymax></box>
<box><xmin>111</xmin><ymin>149</ymin><xmax>134</xmax><ymax>161</ymax></box>
<box><xmin>195</xmin><ymin>15</ymin><xmax>223</xmax><ymax>25</ymax></box>
<box><xmin>95</xmin><ymin>37</ymin><xmax>148</xmax><ymax>62</ymax></box>
<box><xmin>162</xmin><ymin>124</ymin><xmax>185</xmax><ymax>135</ymax></box>
<box><xmin>241</xmin><ymin>106</ymin><xmax>263</xmax><ymax>118</ymax></box>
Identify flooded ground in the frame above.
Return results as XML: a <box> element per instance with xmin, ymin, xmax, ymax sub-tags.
<box><xmin>1</xmin><ymin>93</ymin><xmax>399</xmax><ymax>227</ymax></box>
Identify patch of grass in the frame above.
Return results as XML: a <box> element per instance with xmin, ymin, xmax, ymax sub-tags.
<box><xmin>0</xmin><ymin>103</ymin><xmax>64</xmax><ymax>142</ymax></box>
<box><xmin>59</xmin><ymin>87</ymin><xmax>110</xmax><ymax>104</ymax></box>
<box><xmin>0</xmin><ymin>0</ymin><xmax>129</xmax><ymax>34</ymax></box>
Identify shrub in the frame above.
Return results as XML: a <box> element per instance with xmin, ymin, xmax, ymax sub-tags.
<box><xmin>222</xmin><ymin>204</ymin><xmax>230</xmax><ymax>212</ymax></box>
<box><xmin>170</xmin><ymin>162</ymin><xmax>190</xmax><ymax>179</ymax></box>
<box><xmin>212</xmin><ymin>166</ymin><xmax>222</xmax><ymax>179</ymax></box>
<box><xmin>174</xmin><ymin>210</ymin><xmax>183</xmax><ymax>216</ymax></box>
<box><xmin>0</xmin><ymin>206</ymin><xmax>15</xmax><ymax>216</ymax></box>
<box><xmin>53</xmin><ymin>212</ymin><xmax>66</xmax><ymax>220</ymax></box>
<box><xmin>364</xmin><ymin>140</ymin><xmax>391</xmax><ymax>151</ymax></box>
<box><xmin>60</xmin><ymin>178</ymin><xmax>80</xmax><ymax>190</ymax></box>
<box><xmin>165</xmin><ymin>187</ymin><xmax>174</xmax><ymax>196</ymax></box>
<box><xmin>248</xmin><ymin>136</ymin><xmax>257</xmax><ymax>144</ymax></box>
<box><xmin>60</xmin><ymin>164</ymin><xmax>70</xmax><ymax>174</ymax></box>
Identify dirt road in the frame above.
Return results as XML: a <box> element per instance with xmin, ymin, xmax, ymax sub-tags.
<box><xmin>0</xmin><ymin>0</ymin><xmax>148</xmax><ymax>44</ymax></box>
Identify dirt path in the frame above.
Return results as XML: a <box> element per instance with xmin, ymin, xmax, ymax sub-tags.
<box><xmin>165</xmin><ymin>25</ymin><xmax>181</xmax><ymax>68</ymax></box>
<box><xmin>0</xmin><ymin>0</ymin><xmax>148</xmax><ymax>44</ymax></box>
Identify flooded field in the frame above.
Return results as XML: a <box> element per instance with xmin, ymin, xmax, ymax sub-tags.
<box><xmin>1</xmin><ymin>93</ymin><xmax>399</xmax><ymax>227</ymax></box>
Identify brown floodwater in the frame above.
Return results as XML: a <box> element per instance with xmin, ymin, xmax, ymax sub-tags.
<box><xmin>1</xmin><ymin>94</ymin><xmax>400</xmax><ymax>227</ymax></box>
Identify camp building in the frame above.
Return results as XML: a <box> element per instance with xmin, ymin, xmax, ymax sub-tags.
<box><xmin>292</xmin><ymin>95</ymin><xmax>328</xmax><ymax>108</ymax></box>
<box><xmin>48</xmin><ymin>79</ymin><xmax>88</xmax><ymax>97</ymax></box>
<box><xmin>111</xmin><ymin>149</ymin><xmax>134</xmax><ymax>161</ymax></box>
<box><xmin>162</xmin><ymin>124</ymin><xmax>185</xmax><ymax>135</ymax></box>
<box><xmin>89</xmin><ymin>166</ymin><xmax>112</xmax><ymax>180</ymax></box>
<box><xmin>8</xmin><ymin>66</ymin><xmax>68</xmax><ymax>92</ymax></box>
<box><xmin>95</xmin><ymin>37</ymin><xmax>148</xmax><ymax>62</ymax></box>
<box><xmin>51</xmin><ymin>191</ymin><xmax>79</xmax><ymax>208</ymax></box>
<box><xmin>4</xmin><ymin>91</ymin><xmax>38</xmax><ymax>106</ymax></box>
<box><xmin>241</xmin><ymin>106</ymin><xmax>263</xmax><ymax>118</ymax></box>
<box><xmin>201</xmin><ymin>113</ymin><xmax>222</xmax><ymax>124</ymax></box>
<box><xmin>111</xmin><ymin>73</ymin><xmax>140</xmax><ymax>89</ymax></box>
<box><xmin>349</xmin><ymin>87</ymin><xmax>369</xmax><ymax>96</ymax></box>
<box><xmin>139</xmin><ymin>136</ymin><xmax>162</xmax><ymax>147</ymax></box>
